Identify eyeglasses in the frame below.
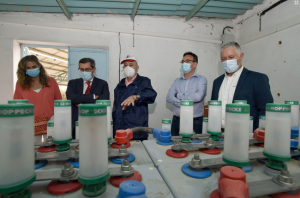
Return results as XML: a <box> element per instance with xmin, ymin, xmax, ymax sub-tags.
<box><xmin>79</xmin><ymin>68</ymin><xmax>92</xmax><ymax>72</ymax></box>
<box><xmin>180</xmin><ymin>59</ymin><xmax>195</xmax><ymax>64</ymax></box>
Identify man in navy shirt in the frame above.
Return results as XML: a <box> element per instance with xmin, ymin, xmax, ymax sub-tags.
<box><xmin>167</xmin><ymin>52</ymin><xmax>207</xmax><ymax>135</ymax></box>
<box><xmin>112</xmin><ymin>55</ymin><xmax>157</xmax><ymax>140</ymax></box>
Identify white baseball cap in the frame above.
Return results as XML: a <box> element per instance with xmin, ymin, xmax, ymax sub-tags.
<box><xmin>121</xmin><ymin>55</ymin><xmax>138</xmax><ymax>65</ymax></box>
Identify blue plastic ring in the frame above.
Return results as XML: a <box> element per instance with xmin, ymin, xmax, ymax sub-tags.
<box><xmin>111</xmin><ymin>153</ymin><xmax>135</xmax><ymax>164</ymax></box>
<box><xmin>35</xmin><ymin>160</ymin><xmax>48</xmax><ymax>170</ymax></box>
<box><xmin>66</xmin><ymin>159</ymin><xmax>79</xmax><ymax>168</ymax></box>
<box><xmin>242</xmin><ymin>165</ymin><xmax>252</xmax><ymax>173</ymax></box>
<box><xmin>191</xmin><ymin>139</ymin><xmax>202</xmax><ymax>143</ymax></box>
<box><xmin>181</xmin><ymin>163</ymin><xmax>211</xmax><ymax>179</ymax></box>
<box><xmin>156</xmin><ymin>140</ymin><xmax>174</xmax><ymax>145</ymax></box>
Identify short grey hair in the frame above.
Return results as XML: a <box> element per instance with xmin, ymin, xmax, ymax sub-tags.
<box><xmin>221</xmin><ymin>42</ymin><xmax>242</xmax><ymax>55</ymax></box>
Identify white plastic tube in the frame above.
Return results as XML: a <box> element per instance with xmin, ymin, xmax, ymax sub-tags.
<box><xmin>47</xmin><ymin>121</ymin><xmax>54</xmax><ymax>137</ymax></box>
<box><xmin>285</xmin><ymin>101</ymin><xmax>299</xmax><ymax>127</ymax></box>
<box><xmin>202</xmin><ymin>117</ymin><xmax>208</xmax><ymax>134</ymax></box>
<box><xmin>0</xmin><ymin>104</ymin><xmax>35</xmax><ymax>187</ymax></box>
<box><xmin>54</xmin><ymin>100</ymin><xmax>72</xmax><ymax>141</ymax></box>
<box><xmin>249</xmin><ymin>116</ymin><xmax>253</xmax><ymax>133</ymax></box>
<box><xmin>208</xmin><ymin>101</ymin><xmax>222</xmax><ymax>134</ymax></box>
<box><xmin>180</xmin><ymin>100</ymin><xmax>193</xmax><ymax>135</ymax></box>
<box><xmin>162</xmin><ymin>119</ymin><xmax>171</xmax><ymax>131</ymax></box>
<box><xmin>76</xmin><ymin>121</ymin><xmax>79</xmax><ymax>140</ymax></box>
<box><xmin>79</xmin><ymin>104</ymin><xmax>108</xmax><ymax>178</ymax></box>
<box><xmin>96</xmin><ymin>100</ymin><xmax>112</xmax><ymax>140</ymax></box>
<box><xmin>264</xmin><ymin>104</ymin><xmax>291</xmax><ymax>157</ymax></box>
<box><xmin>259</xmin><ymin>116</ymin><xmax>265</xmax><ymax>128</ymax></box>
<box><xmin>223</xmin><ymin>104</ymin><xmax>250</xmax><ymax>164</ymax></box>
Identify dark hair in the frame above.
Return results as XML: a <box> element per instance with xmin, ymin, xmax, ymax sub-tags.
<box><xmin>79</xmin><ymin>58</ymin><xmax>96</xmax><ymax>69</ymax></box>
<box><xmin>17</xmin><ymin>55</ymin><xmax>49</xmax><ymax>90</ymax></box>
<box><xmin>183</xmin><ymin>52</ymin><xmax>198</xmax><ymax>63</ymax></box>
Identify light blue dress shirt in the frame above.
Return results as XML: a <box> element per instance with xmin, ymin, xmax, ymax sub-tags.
<box><xmin>166</xmin><ymin>73</ymin><xmax>207</xmax><ymax>117</ymax></box>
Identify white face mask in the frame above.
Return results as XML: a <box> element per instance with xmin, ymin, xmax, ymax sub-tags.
<box><xmin>124</xmin><ymin>66</ymin><xmax>136</xmax><ymax>78</ymax></box>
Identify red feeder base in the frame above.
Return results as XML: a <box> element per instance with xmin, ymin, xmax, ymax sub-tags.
<box><xmin>111</xmin><ymin>142</ymin><xmax>131</xmax><ymax>148</ymax></box>
<box><xmin>37</xmin><ymin>146</ymin><xmax>56</xmax><ymax>153</ymax></box>
<box><xmin>76</xmin><ymin>144</ymin><xmax>79</xmax><ymax>149</ymax></box>
<box><xmin>109</xmin><ymin>170</ymin><xmax>142</xmax><ymax>187</ymax></box>
<box><xmin>249</xmin><ymin>147</ymin><xmax>250</xmax><ymax>151</ymax></box>
<box><xmin>254</xmin><ymin>143</ymin><xmax>264</xmax><ymax>148</ymax></box>
<box><xmin>200</xmin><ymin>147</ymin><xmax>222</xmax><ymax>155</ymax></box>
<box><xmin>47</xmin><ymin>180</ymin><xmax>82</xmax><ymax>195</ymax></box>
<box><xmin>210</xmin><ymin>189</ymin><xmax>219</xmax><ymax>198</ymax></box>
<box><xmin>166</xmin><ymin>149</ymin><xmax>188</xmax><ymax>158</ymax></box>
<box><xmin>273</xmin><ymin>190</ymin><xmax>300</xmax><ymax>198</ymax></box>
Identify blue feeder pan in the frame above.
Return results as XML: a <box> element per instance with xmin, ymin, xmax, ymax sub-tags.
<box><xmin>291</xmin><ymin>139</ymin><xmax>299</xmax><ymax>149</ymax></box>
<box><xmin>181</xmin><ymin>163</ymin><xmax>211</xmax><ymax>179</ymax></box>
<box><xmin>219</xmin><ymin>138</ymin><xmax>224</xmax><ymax>141</ymax></box>
<box><xmin>116</xmin><ymin>180</ymin><xmax>147</xmax><ymax>198</ymax></box>
<box><xmin>111</xmin><ymin>153</ymin><xmax>135</xmax><ymax>164</ymax></box>
<box><xmin>242</xmin><ymin>165</ymin><xmax>252</xmax><ymax>173</ymax></box>
<box><xmin>66</xmin><ymin>158</ymin><xmax>79</xmax><ymax>168</ymax></box>
<box><xmin>191</xmin><ymin>139</ymin><xmax>202</xmax><ymax>143</ymax></box>
<box><xmin>35</xmin><ymin>160</ymin><xmax>48</xmax><ymax>170</ymax></box>
<box><xmin>156</xmin><ymin>140</ymin><xmax>174</xmax><ymax>146</ymax></box>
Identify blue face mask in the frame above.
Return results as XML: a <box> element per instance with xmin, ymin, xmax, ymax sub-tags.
<box><xmin>26</xmin><ymin>68</ymin><xmax>40</xmax><ymax>77</ymax></box>
<box><xmin>222</xmin><ymin>57</ymin><xmax>240</xmax><ymax>73</ymax></box>
<box><xmin>80</xmin><ymin>71</ymin><xmax>92</xmax><ymax>81</ymax></box>
<box><xmin>181</xmin><ymin>63</ymin><xmax>192</xmax><ymax>74</ymax></box>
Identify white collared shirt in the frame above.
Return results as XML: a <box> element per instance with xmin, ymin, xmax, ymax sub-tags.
<box><xmin>83</xmin><ymin>77</ymin><xmax>95</xmax><ymax>99</ymax></box>
<box><xmin>218</xmin><ymin>66</ymin><xmax>244</xmax><ymax>128</ymax></box>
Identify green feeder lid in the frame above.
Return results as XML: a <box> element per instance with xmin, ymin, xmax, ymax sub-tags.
<box><xmin>266</xmin><ymin>104</ymin><xmax>291</xmax><ymax>113</ymax></box>
<box><xmin>47</xmin><ymin>121</ymin><xmax>54</xmax><ymax>127</ymax></box>
<box><xmin>76</xmin><ymin>121</ymin><xmax>79</xmax><ymax>126</ymax></box>
<box><xmin>162</xmin><ymin>119</ymin><xmax>171</xmax><ymax>124</ymax></box>
<box><xmin>79</xmin><ymin>104</ymin><xmax>107</xmax><ymax>116</ymax></box>
<box><xmin>8</xmin><ymin>99</ymin><xmax>29</xmax><ymax>104</ymax></box>
<box><xmin>111</xmin><ymin>120</ymin><xmax>113</xmax><ymax>125</ymax></box>
<box><xmin>250</xmin><ymin>116</ymin><xmax>253</xmax><ymax>120</ymax></box>
<box><xmin>96</xmin><ymin>100</ymin><xmax>111</xmax><ymax>106</ymax></box>
<box><xmin>226</xmin><ymin>104</ymin><xmax>250</xmax><ymax>114</ymax></box>
<box><xmin>209</xmin><ymin>100</ymin><xmax>221</xmax><ymax>106</ymax></box>
<box><xmin>180</xmin><ymin>100</ymin><xmax>193</xmax><ymax>106</ymax></box>
<box><xmin>54</xmin><ymin>100</ymin><xmax>71</xmax><ymax>107</ymax></box>
<box><xmin>285</xmin><ymin>101</ymin><xmax>299</xmax><ymax>105</ymax></box>
<box><xmin>234</xmin><ymin>100</ymin><xmax>247</xmax><ymax>104</ymax></box>
<box><xmin>203</xmin><ymin>117</ymin><xmax>208</xmax><ymax>122</ymax></box>
<box><xmin>0</xmin><ymin>104</ymin><xmax>34</xmax><ymax>117</ymax></box>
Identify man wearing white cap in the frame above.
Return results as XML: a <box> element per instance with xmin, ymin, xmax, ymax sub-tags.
<box><xmin>112</xmin><ymin>55</ymin><xmax>157</xmax><ymax>140</ymax></box>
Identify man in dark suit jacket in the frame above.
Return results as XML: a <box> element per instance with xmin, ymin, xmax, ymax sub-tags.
<box><xmin>211</xmin><ymin>42</ymin><xmax>273</xmax><ymax>131</ymax></box>
<box><xmin>66</xmin><ymin>58</ymin><xmax>109</xmax><ymax>138</ymax></box>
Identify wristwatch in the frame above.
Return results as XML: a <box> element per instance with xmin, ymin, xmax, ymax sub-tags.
<box><xmin>136</xmin><ymin>95</ymin><xmax>141</xmax><ymax>100</ymax></box>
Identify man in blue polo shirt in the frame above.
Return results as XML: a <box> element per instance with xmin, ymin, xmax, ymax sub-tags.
<box><xmin>167</xmin><ymin>52</ymin><xmax>207</xmax><ymax>135</ymax></box>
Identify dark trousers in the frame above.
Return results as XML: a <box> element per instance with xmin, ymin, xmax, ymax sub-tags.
<box><xmin>171</xmin><ymin>115</ymin><xmax>203</xmax><ymax>136</ymax></box>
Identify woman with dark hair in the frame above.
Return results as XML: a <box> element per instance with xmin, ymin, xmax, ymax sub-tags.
<box><xmin>13</xmin><ymin>55</ymin><xmax>62</xmax><ymax>141</ymax></box>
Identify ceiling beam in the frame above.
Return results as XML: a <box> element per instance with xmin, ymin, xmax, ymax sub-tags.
<box><xmin>56</xmin><ymin>0</ymin><xmax>72</xmax><ymax>20</ymax></box>
<box><xmin>185</xmin><ymin>0</ymin><xmax>209</xmax><ymax>21</ymax></box>
<box><xmin>55</xmin><ymin>48</ymin><xmax>68</xmax><ymax>54</ymax></box>
<box><xmin>40</xmin><ymin>61</ymin><xmax>68</xmax><ymax>72</ymax></box>
<box><xmin>28</xmin><ymin>47</ymin><xmax>68</xmax><ymax>62</ymax></box>
<box><xmin>131</xmin><ymin>0</ymin><xmax>141</xmax><ymax>21</ymax></box>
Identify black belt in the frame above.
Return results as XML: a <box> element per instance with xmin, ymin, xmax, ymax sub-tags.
<box><xmin>174</xmin><ymin>115</ymin><xmax>203</xmax><ymax>120</ymax></box>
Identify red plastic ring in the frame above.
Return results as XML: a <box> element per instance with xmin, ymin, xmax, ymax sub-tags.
<box><xmin>109</xmin><ymin>170</ymin><xmax>142</xmax><ymax>187</ymax></box>
<box><xmin>200</xmin><ymin>147</ymin><xmax>222</xmax><ymax>155</ymax></box>
<box><xmin>166</xmin><ymin>149</ymin><xmax>188</xmax><ymax>158</ymax></box>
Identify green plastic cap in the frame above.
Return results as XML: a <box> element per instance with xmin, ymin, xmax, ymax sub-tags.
<box><xmin>111</xmin><ymin>120</ymin><xmax>113</xmax><ymax>125</ymax></box>
<box><xmin>162</xmin><ymin>119</ymin><xmax>171</xmax><ymax>124</ymax></box>
<box><xmin>96</xmin><ymin>100</ymin><xmax>111</xmax><ymax>106</ymax></box>
<box><xmin>234</xmin><ymin>100</ymin><xmax>247</xmax><ymax>104</ymax></box>
<box><xmin>180</xmin><ymin>100</ymin><xmax>193</xmax><ymax>106</ymax></box>
<box><xmin>76</xmin><ymin>121</ymin><xmax>79</xmax><ymax>126</ymax></box>
<box><xmin>209</xmin><ymin>100</ymin><xmax>221</xmax><ymax>106</ymax></box>
<box><xmin>266</xmin><ymin>104</ymin><xmax>291</xmax><ymax>113</ymax></box>
<box><xmin>250</xmin><ymin>116</ymin><xmax>253</xmax><ymax>120</ymax></box>
<box><xmin>0</xmin><ymin>104</ymin><xmax>34</xmax><ymax>117</ymax></box>
<box><xmin>203</xmin><ymin>117</ymin><xmax>208</xmax><ymax>122</ymax></box>
<box><xmin>285</xmin><ymin>101</ymin><xmax>299</xmax><ymax>105</ymax></box>
<box><xmin>54</xmin><ymin>100</ymin><xmax>71</xmax><ymax>107</ymax></box>
<box><xmin>226</xmin><ymin>104</ymin><xmax>250</xmax><ymax>114</ymax></box>
<box><xmin>8</xmin><ymin>100</ymin><xmax>29</xmax><ymax>104</ymax></box>
<box><xmin>47</xmin><ymin>121</ymin><xmax>54</xmax><ymax>127</ymax></box>
<box><xmin>259</xmin><ymin>115</ymin><xmax>265</xmax><ymax>120</ymax></box>
<box><xmin>79</xmin><ymin>104</ymin><xmax>107</xmax><ymax>116</ymax></box>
